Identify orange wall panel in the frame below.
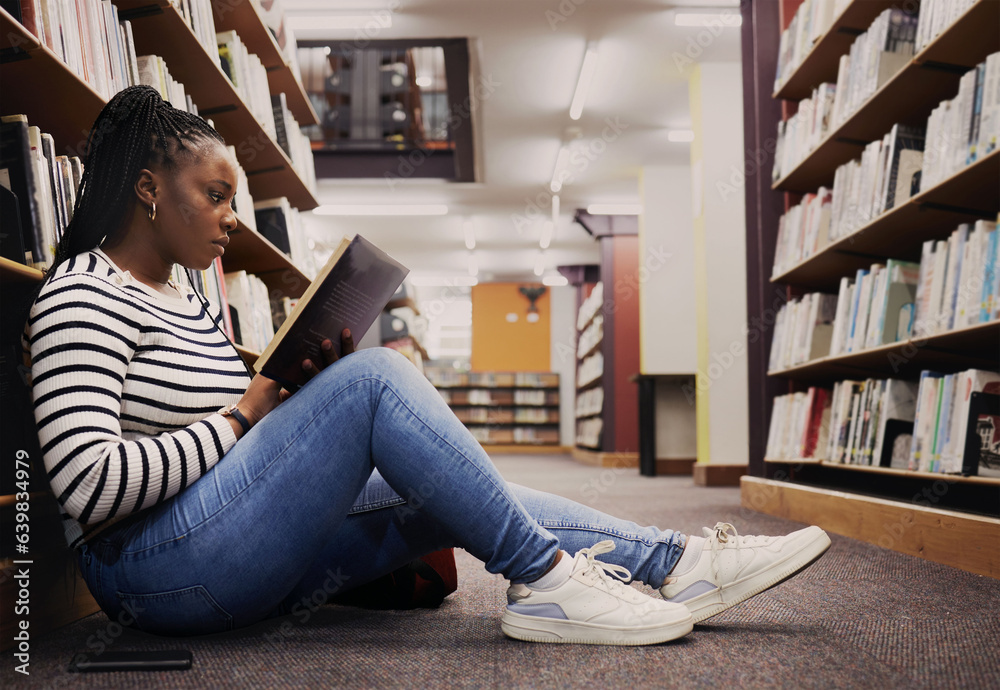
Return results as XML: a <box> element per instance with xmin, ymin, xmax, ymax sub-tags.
<box><xmin>471</xmin><ymin>283</ymin><xmax>551</xmax><ymax>372</ymax></box>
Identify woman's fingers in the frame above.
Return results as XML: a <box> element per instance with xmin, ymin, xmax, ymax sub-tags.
<box><xmin>302</xmin><ymin>331</ymin><xmax>352</xmax><ymax>378</ymax></box>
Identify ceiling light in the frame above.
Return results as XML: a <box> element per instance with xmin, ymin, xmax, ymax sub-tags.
<box><xmin>543</xmin><ymin>274</ymin><xmax>569</xmax><ymax>287</ymax></box>
<box><xmin>550</xmin><ymin>145</ymin><xmax>571</xmax><ymax>193</ymax></box>
<box><xmin>587</xmin><ymin>204</ymin><xmax>643</xmax><ymax>215</ymax></box>
<box><xmin>540</xmin><ymin>221</ymin><xmax>553</xmax><ymax>250</ymax></box>
<box><xmin>552</xmin><ymin>194</ymin><xmax>560</xmax><ymax>225</ymax></box>
<box><xmin>668</xmin><ymin>129</ymin><xmax>695</xmax><ymax>142</ymax></box>
<box><xmin>415</xmin><ymin>76</ymin><xmax>432</xmax><ymax>87</ymax></box>
<box><xmin>286</xmin><ymin>14</ymin><xmax>392</xmax><ymax>31</ymax></box>
<box><xmin>569</xmin><ymin>45</ymin><xmax>599</xmax><ymax>121</ymax></box>
<box><xmin>410</xmin><ymin>276</ymin><xmax>478</xmax><ymax>287</ymax></box>
<box><xmin>674</xmin><ymin>13</ymin><xmax>741</xmax><ymax>27</ymax></box>
<box><xmin>533</xmin><ymin>253</ymin><xmax>546</xmax><ymax>277</ymax></box>
<box><xmin>463</xmin><ymin>219</ymin><xmax>476</xmax><ymax>249</ymax></box>
<box><xmin>313</xmin><ymin>204</ymin><xmax>448</xmax><ymax>216</ymax></box>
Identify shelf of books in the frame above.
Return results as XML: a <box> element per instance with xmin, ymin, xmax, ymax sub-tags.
<box><xmin>425</xmin><ymin>369</ymin><xmax>563</xmax><ymax>448</ymax></box>
<box><xmin>0</xmin><ymin>0</ymin><xmax>324</xmax><ymax>642</ymax></box>
<box><xmin>771</xmin><ymin>0</ymin><xmax>1000</xmax><ymax>194</ymax></box>
<box><xmin>743</xmin><ymin>0</ymin><xmax>1000</xmax><ymax>578</ymax></box>
<box><xmin>574</xmin><ymin>282</ymin><xmax>604</xmax><ymax>450</ymax></box>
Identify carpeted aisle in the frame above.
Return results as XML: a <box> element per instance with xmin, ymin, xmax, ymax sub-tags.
<box><xmin>5</xmin><ymin>453</ymin><xmax>999</xmax><ymax>689</ymax></box>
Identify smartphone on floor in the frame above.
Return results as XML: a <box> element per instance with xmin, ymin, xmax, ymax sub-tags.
<box><xmin>69</xmin><ymin>650</ymin><xmax>192</xmax><ymax>672</ymax></box>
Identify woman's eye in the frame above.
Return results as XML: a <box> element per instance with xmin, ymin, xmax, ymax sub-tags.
<box><xmin>210</xmin><ymin>192</ymin><xmax>224</xmax><ymax>202</ymax></box>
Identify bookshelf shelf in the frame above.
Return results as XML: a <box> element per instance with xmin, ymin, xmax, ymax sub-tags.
<box><xmin>0</xmin><ymin>257</ymin><xmax>43</xmax><ymax>283</ymax></box>
<box><xmin>763</xmin><ymin>456</ymin><xmax>1000</xmax><ymax>486</ymax></box>
<box><xmin>772</xmin><ymin>0</ymin><xmax>898</xmax><ymax>101</ymax></box>
<box><xmin>771</xmin><ymin>150</ymin><xmax>1000</xmax><ymax>290</ymax></box>
<box><xmin>210</xmin><ymin>0</ymin><xmax>319</xmax><ymax>127</ymax></box>
<box><xmin>430</xmin><ymin>370</ymin><xmax>562</xmax><ymax>447</ymax></box>
<box><xmin>233</xmin><ymin>345</ymin><xmax>259</xmax><ymax>367</ymax></box>
<box><xmin>768</xmin><ymin>320</ymin><xmax>1000</xmax><ymax>381</ymax></box>
<box><xmin>576</xmin><ymin>375</ymin><xmax>602</xmax><ymax>392</ymax></box>
<box><xmin>226</xmin><ymin>214</ymin><xmax>311</xmax><ymax>298</ymax></box>
<box><xmin>115</xmin><ymin>0</ymin><xmax>318</xmax><ymax>210</ymax></box>
<box><xmin>771</xmin><ymin>0</ymin><xmax>1000</xmax><ymax>193</ymax></box>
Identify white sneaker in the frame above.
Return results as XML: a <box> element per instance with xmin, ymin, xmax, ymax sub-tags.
<box><xmin>660</xmin><ymin>523</ymin><xmax>831</xmax><ymax>623</ymax></box>
<box><xmin>500</xmin><ymin>541</ymin><xmax>693</xmax><ymax>646</ymax></box>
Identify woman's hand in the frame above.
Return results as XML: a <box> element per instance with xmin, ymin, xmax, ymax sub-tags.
<box><xmin>236</xmin><ymin>374</ymin><xmax>290</xmax><ymax>429</ymax></box>
<box><xmin>301</xmin><ymin>328</ymin><xmax>355</xmax><ymax>381</ymax></box>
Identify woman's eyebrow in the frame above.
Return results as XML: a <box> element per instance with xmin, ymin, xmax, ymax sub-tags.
<box><xmin>211</xmin><ymin>179</ymin><xmax>233</xmax><ymax>189</ymax></box>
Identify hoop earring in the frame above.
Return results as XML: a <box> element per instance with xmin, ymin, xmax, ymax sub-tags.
<box><xmin>148</xmin><ymin>201</ymin><xmax>156</xmax><ymax>222</ymax></box>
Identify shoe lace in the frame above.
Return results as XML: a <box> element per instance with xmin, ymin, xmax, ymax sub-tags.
<box><xmin>578</xmin><ymin>540</ymin><xmax>644</xmax><ymax>601</ymax></box>
<box><xmin>706</xmin><ymin>522</ymin><xmax>773</xmax><ymax>584</ymax></box>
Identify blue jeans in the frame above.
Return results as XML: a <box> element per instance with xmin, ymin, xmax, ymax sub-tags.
<box><xmin>77</xmin><ymin>348</ymin><xmax>687</xmax><ymax>636</ymax></box>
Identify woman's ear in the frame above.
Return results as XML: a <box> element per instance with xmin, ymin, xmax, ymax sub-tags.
<box><xmin>134</xmin><ymin>169</ymin><xmax>157</xmax><ymax>207</ymax></box>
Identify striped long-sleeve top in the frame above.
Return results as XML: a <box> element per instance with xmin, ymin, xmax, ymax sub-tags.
<box><xmin>27</xmin><ymin>249</ymin><xmax>251</xmax><ymax>547</ymax></box>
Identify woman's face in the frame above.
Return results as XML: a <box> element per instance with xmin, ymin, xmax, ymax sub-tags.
<box><xmin>150</xmin><ymin>141</ymin><xmax>239</xmax><ymax>271</ymax></box>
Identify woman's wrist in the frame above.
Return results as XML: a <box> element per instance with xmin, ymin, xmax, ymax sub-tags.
<box><xmin>219</xmin><ymin>403</ymin><xmax>252</xmax><ymax>437</ymax></box>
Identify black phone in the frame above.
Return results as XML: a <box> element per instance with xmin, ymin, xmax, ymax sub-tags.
<box><xmin>68</xmin><ymin>650</ymin><xmax>192</xmax><ymax>672</ymax></box>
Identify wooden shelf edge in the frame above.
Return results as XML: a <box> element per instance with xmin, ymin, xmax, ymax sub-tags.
<box><xmin>0</xmin><ymin>257</ymin><xmax>44</xmax><ymax>282</ymax></box>
<box><xmin>767</xmin><ymin>319</ymin><xmax>1000</xmax><ymax>378</ymax></box>
<box><xmin>762</xmin><ymin>457</ymin><xmax>1000</xmax><ymax>485</ymax></box>
<box><xmin>741</xmin><ymin>476</ymin><xmax>1000</xmax><ymax>578</ymax></box>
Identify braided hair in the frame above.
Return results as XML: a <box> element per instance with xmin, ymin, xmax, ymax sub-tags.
<box><xmin>52</xmin><ymin>85</ymin><xmax>225</xmax><ymax>267</ymax></box>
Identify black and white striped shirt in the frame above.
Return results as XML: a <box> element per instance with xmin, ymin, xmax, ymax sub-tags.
<box><xmin>28</xmin><ymin>249</ymin><xmax>250</xmax><ymax>547</ymax></box>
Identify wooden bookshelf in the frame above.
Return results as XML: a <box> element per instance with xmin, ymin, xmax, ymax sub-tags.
<box><xmin>772</xmin><ymin>0</ymin><xmax>1000</xmax><ymax>193</ymax></box>
<box><xmin>0</xmin><ymin>257</ymin><xmax>44</xmax><ymax>283</ymax></box>
<box><xmin>429</xmin><ymin>371</ymin><xmax>562</xmax><ymax>447</ymax></box>
<box><xmin>210</xmin><ymin>0</ymin><xmax>319</xmax><ymax>127</ymax></box>
<box><xmin>741</xmin><ymin>0</ymin><xmax>1000</xmax><ymax>573</ymax></box>
<box><xmin>772</xmin><ymin>0</ymin><xmax>899</xmax><ymax>101</ymax></box>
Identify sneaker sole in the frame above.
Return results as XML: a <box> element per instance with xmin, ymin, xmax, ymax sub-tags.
<box><xmin>684</xmin><ymin>528</ymin><xmax>831</xmax><ymax>624</ymax></box>
<box><xmin>500</xmin><ymin>610</ymin><xmax>693</xmax><ymax>646</ymax></box>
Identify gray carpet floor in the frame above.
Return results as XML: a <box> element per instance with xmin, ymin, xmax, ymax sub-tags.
<box><xmin>5</xmin><ymin>453</ymin><xmax>1000</xmax><ymax>689</ymax></box>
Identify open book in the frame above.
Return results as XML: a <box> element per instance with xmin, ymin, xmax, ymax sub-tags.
<box><xmin>253</xmin><ymin>234</ymin><xmax>409</xmax><ymax>390</ymax></box>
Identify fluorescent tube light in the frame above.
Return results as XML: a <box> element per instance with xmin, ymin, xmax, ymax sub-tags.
<box><xmin>569</xmin><ymin>47</ymin><xmax>599</xmax><ymax>121</ymax></box>
<box><xmin>410</xmin><ymin>276</ymin><xmax>478</xmax><ymax>287</ymax></box>
<box><xmin>533</xmin><ymin>253</ymin><xmax>546</xmax><ymax>277</ymax></box>
<box><xmin>550</xmin><ymin>145</ymin><xmax>571</xmax><ymax>193</ymax></box>
<box><xmin>668</xmin><ymin>129</ymin><xmax>695</xmax><ymax>142</ymax></box>
<box><xmin>543</xmin><ymin>275</ymin><xmax>569</xmax><ymax>287</ymax></box>
<box><xmin>540</xmin><ymin>221</ymin><xmax>553</xmax><ymax>250</ymax></box>
<box><xmin>674</xmin><ymin>13</ymin><xmax>741</xmax><ymax>27</ymax></box>
<box><xmin>587</xmin><ymin>204</ymin><xmax>643</xmax><ymax>215</ymax></box>
<box><xmin>551</xmin><ymin>194</ymin><xmax>560</xmax><ymax>225</ymax></box>
<box><xmin>287</xmin><ymin>14</ymin><xmax>392</xmax><ymax>31</ymax></box>
<box><xmin>313</xmin><ymin>204</ymin><xmax>448</xmax><ymax>216</ymax></box>
<box><xmin>463</xmin><ymin>219</ymin><xmax>476</xmax><ymax>250</ymax></box>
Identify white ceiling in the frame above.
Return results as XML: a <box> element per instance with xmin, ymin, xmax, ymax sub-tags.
<box><xmin>286</xmin><ymin>0</ymin><xmax>741</xmax><ymax>283</ymax></box>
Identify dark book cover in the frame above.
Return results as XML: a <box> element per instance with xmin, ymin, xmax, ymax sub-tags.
<box><xmin>270</xmin><ymin>93</ymin><xmax>291</xmax><ymax>159</ymax></box>
<box><xmin>0</xmin><ymin>117</ymin><xmax>46</xmax><ymax>268</ymax></box>
<box><xmin>254</xmin><ymin>204</ymin><xmax>291</xmax><ymax>255</ymax></box>
<box><xmin>254</xmin><ymin>235</ymin><xmax>408</xmax><ymax>390</ymax></box>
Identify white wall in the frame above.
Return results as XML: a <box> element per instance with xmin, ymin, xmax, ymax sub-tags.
<box><xmin>656</xmin><ymin>378</ymin><xmax>698</xmax><ymax>459</ymax></box>
<box><xmin>639</xmin><ymin>165</ymin><xmax>696</xmax><ymax>374</ymax></box>
<box><xmin>549</xmin><ymin>284</ymin><xmax>577</xmax><ymax>447</ymax></box>
<box><xmin>696</xmin><ymin>62</ymin><xmax>749</xmax><ymax>465</ymax></box>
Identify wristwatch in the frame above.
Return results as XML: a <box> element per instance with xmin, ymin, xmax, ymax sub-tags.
<box><xmin>218</xmin><ymin>403</ymin><xmax>251</xmax><ymax>435</ymax></box>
